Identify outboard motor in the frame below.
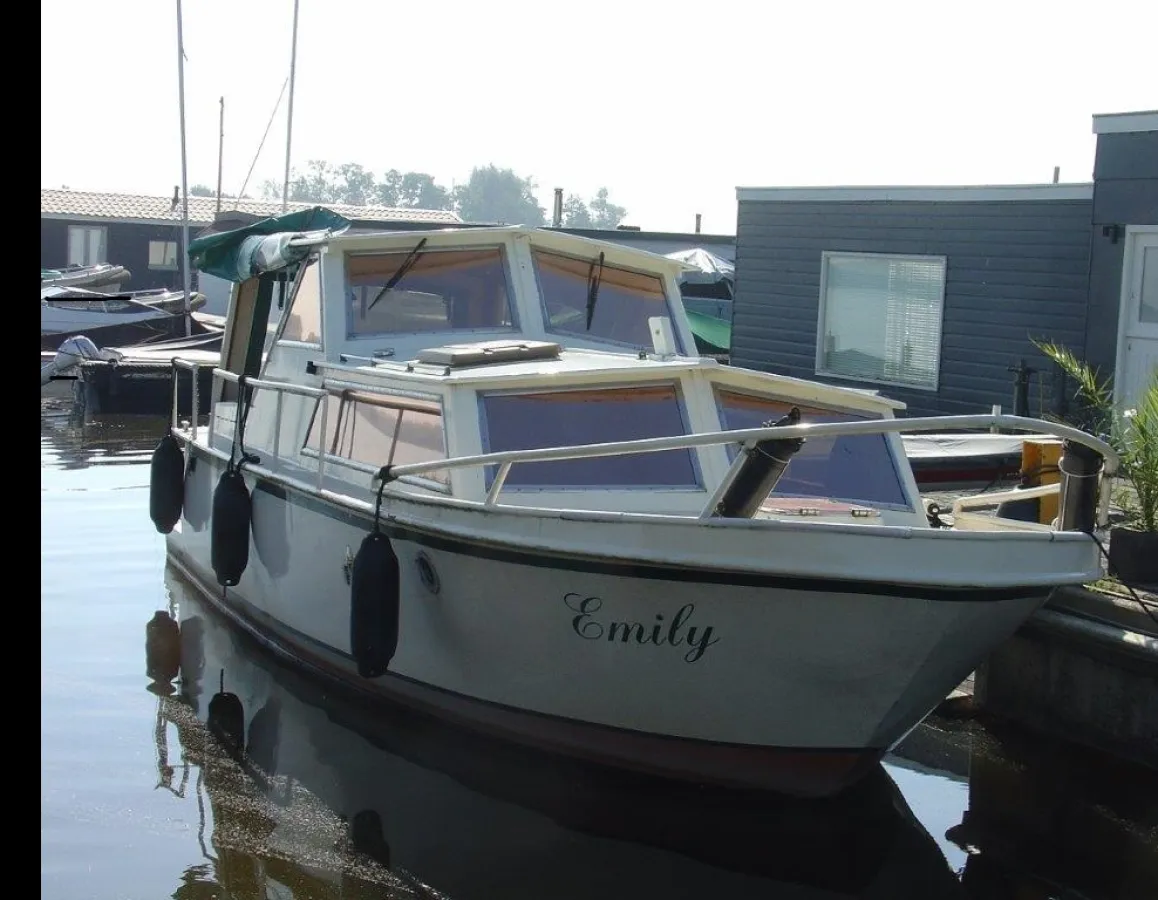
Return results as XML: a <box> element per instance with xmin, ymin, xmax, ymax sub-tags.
<box><xmin>712</xmin><ymin>407</ymin><xmax>806</xmax><ymax>519</ymax></box>
<box><xmin>1056</xmin><ymin>439</ymin><xmax>1103</xmax><ymax>533</ymax></box>
<box><xmin>40</xmin><ymin>335</ymin><xmax>120</xmax><ymax>386</ymax></box>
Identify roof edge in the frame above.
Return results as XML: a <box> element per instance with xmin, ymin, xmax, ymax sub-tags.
<box><xmin>736</xmin><ymin>183</ymin><xmax>1094</xmax><ymax>203</ymax></box>
<box><xmin>1092</xmin><ymin>110</ymin><xmax>1158</xmax><ymax>135</ymax></box>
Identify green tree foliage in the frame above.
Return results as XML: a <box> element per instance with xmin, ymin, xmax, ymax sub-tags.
<box><xmin>247</xmin><ymin>160</ymin><xmax>625</xmax><ymax>228</ymax></box>
<box><xmin>189</xmin><ymin>184</ymin><xmax>215</xmax><ymax>197</ymax></box>
<box><xmin>561</xmin><ymin>187</ymin><xmax>628</xmax><ymax>229</ymax></box>
<box><xmin>452</xmin><ymin>165</ymin><xmax>545</xmax><ymax>225</ymax></box>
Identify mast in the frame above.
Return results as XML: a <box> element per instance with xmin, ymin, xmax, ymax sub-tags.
<box><xmin>281</xmin><ymin>0</ymin><xmax>300</xmax><ymax>212</ymax></box>
<box><xmin>175</xmin><ymin>0</ymin><xmax>192</xmax><ymax>336</ymax></box>
<box><xmin>216</xmin><ymin>96</ymin><xmax>224</xmax><ymax>217</ymax></box>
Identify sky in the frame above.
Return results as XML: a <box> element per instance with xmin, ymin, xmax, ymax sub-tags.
<box><xmin>41</xmin><ymin>0</ymin><xmax>1157</xmax><ymax>234</ymax></box>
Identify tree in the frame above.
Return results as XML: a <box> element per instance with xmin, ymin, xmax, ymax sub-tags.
<box><xmin>452</xmin><ymin>165</ymin><xmax>545</xmax><ymax>225</ymax></box>
<box><xmin>561</xmin><ymin>194</ymin><xmax>593</xmax><ymax>228</ymax></box>
<box><xmin>589</xmin><ymin>187</ymin><xmax>627</xmax><ymax>229</ymax></box>
<box><xmin>399</xmin><ymin>172</ymin><xmax>451</xmax><ymax>210</ymax></box>
<box><xmin>189</xmin><ymin>184</ymin><xmax>215</xmax><ymax>197</ymax></box>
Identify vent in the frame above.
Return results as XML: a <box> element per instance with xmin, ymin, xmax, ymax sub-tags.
<box><xmin>415</xmin><ymin>339</ymin><xmax>562</xmax><ymax>368</ymax></box>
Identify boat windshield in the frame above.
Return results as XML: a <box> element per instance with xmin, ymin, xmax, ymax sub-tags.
<box><xmin>531</xmin><ymin>248</ymin><xmax>681</xmax><ymax>351</ymax></box>
<box><xmin>715</xmin><ymin>389</ymin><xmax>910</xmax><ymax>509</ymax></box>
<box><xmin>345</xmin><ymin>247</ymin><xmax>514</xmax><ymax>338</ymax></box>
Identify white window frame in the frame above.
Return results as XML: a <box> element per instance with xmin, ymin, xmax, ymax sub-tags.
<box><xmin>67</xmin><ymin>225</ymin><xmax>107</xmax><ymax>266</ymax></box>
<box><xmin>148</xmin><ymin>239</ymin><xmax>179</xmax><ymax>271</ymax></box>
<box><xmin>815</xmin><ymin>250</ymin><xmax>946</xmax><ymax>393</ymax></box>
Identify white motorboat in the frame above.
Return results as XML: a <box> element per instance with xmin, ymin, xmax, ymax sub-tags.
<box><xmin>152</xmin><ymin>215</ymin><xmax>1118</xmax><ymax>799</ymax></box>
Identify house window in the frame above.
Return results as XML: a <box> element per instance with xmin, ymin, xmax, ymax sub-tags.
<box><xmin>816</xmin><ymin>252</ymin><xmax>946</xmax><ymax>391</ymax></box>
<box><xmin>67</xmin><ymin>226</ymin><xmax>107</xmax><ymax>266</ymax></box>
<box><xmin>148</xmin><ymin>240</ymin><xmax>179</xmax><ymax>270</ymax></box>
<box><xmin>305</xmin><ymin>391</ymin><xmax>448</xmax><ymax>485</ymax></box>
<box><xmin>479</xmin><ymin>383</ymin><xmax>699</xmax><ymax>489</ymax></box>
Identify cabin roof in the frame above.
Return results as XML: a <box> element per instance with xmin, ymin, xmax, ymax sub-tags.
<box><xmin>326</xmin><ymin>345</ymin><xmax>905</xmax><ymax>412</ymax></box>
<box><xmin>325</xmin><ymin>225</ymin><xmax>701</xmax><ymax>276</ymax></box>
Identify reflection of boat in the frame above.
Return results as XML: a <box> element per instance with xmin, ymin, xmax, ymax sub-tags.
<box><xmin>159</xmin><ymin>564</ymin><xmax>969</xmax><ymax>900</ymax></box>
<box><xmin>159</xmin><ymin>209</ymin><xmax>1119</xmax><ymax>801</ymax></box>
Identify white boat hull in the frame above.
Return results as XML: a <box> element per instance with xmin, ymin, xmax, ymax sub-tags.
<box><xmin>169</xmin><ymin>446</ymin><xmax>1060</xmax><ymax>797</ymax></box>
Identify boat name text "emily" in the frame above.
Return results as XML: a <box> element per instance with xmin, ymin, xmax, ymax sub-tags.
<box><xmin>563</xmin><ymin>593</ymin><xmax>719</xmax><ymax>663</ymax></box>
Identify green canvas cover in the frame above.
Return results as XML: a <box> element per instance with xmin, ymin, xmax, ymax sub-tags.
<box><xmin>188</xmin><ymin>206</ymin><xmax>351</xmax><ymax>282</ymax></box>
<box><xmin>685</xmin><ymin>309</ymin><xmax>731</xmax><ymax>354</ymax></box>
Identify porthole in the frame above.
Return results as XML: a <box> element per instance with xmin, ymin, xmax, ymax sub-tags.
<box><xmin>415</xmin><ymin>552</ymin><xmax>440</xmax><ymax>595</ymax></box>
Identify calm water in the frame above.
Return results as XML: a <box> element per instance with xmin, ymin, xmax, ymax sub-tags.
<box><xmin>41</xmin><ymin>403</ymin><xmax>1158</xmax><ymax>900</ymax></box>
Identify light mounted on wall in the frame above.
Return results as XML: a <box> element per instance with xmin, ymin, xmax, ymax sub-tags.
<box><xmin>1102</xmin><ymin>224</ymin><xmax>1124</xmax><ymax>244</ymax></box>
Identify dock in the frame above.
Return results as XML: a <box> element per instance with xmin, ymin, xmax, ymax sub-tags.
<box><xmin>72</xmin><ymin>341</ymin><xmax>219</xmax><ymax>419</ymax></box>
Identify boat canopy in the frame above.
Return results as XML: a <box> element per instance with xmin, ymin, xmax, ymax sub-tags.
<box><xmin>188</xmin><ymin>206</ymin><xmax>351</xmax><ymax>282</ymax></box>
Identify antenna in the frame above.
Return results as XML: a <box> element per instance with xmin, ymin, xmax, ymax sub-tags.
<box><xmin>281</xmin><ymin>0</ymin><xmax>301</xmax><ymax>212</ymax></box>
<box><xmin>175</xmin><ymin>0</ymin><xmax>191</xmax><ymax>336</ymax></box>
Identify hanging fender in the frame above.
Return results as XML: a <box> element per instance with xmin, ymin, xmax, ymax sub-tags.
<box><xmin>211</xmin><ymin>467</ymin><xmax>252</xmax><ymax>587</ymax></box>
<box><xmin>350</xmin><ymin>531</ymin><xmax>401</xmax><ymax>679</ymax></box>
<box><xmin>149</xmin><ymin>432</ymin><xmax>186</xmax><ymax>534</ymax></box>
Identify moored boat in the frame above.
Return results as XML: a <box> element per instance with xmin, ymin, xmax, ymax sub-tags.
<box><xmin>153</xmin><ymin>210</ymin><xmax>1119</xmax><ymax>798</ymax></box>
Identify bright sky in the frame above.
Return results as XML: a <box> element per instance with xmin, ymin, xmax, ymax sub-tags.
<box><xmin>41</xmin><ymin>0</ymin><xmax>1157</xmax><ymax>234</ymax></box>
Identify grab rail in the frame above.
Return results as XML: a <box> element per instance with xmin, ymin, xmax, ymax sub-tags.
<box><xmin>375</xmin><ymin>413</ymin><xmax>1120</xmax><ymax>519</ymax></box>
<box><xmin>166</xmin><ymin>360</ymin><xmax>1121</xmax><ymax>524</ymax></box>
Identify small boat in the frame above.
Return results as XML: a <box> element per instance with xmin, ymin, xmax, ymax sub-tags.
<box><xmin>41</xmin><ymin>262</ymin><xmax>130</xmax><ymax>291</ymax></box>
<box><xmin>153</xmin><ymin>208</ymin><xmax>1119</xmax><ymax>800</ymax></box>
<box><xmin>41</xmin><ymin>286</ymin><xmax>214</xmax><ymax>353</ymax></box>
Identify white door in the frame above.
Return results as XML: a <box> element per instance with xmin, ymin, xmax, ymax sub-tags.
<box><xmin>1117</xmin><ymin>229</ymin><xmax>1158</xmax><ymax>412</ymax></box>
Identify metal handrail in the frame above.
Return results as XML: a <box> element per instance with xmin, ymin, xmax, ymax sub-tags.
<box><xmin>166</xmin><ymin>360</ymin><xmax>1121</xmax><ymax>523</ymax></box>
<box><xmin>379</xmin><ymin>413</ymin><xmax>1120</xmax><ymax>480</ymax></box>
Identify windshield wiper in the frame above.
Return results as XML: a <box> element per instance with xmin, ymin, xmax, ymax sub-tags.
<box><xmin>368</xmin><ymin>237</ymin><xmax>428</xmax><ymax>310</ymax></box>
<box><xmin>585</xmin><ymin>251</ymin><xmax>605</xmax><ymax>331</ymax></box>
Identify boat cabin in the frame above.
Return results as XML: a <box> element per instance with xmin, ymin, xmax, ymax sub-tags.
<box><xmin>207</xmin><ymin>226</ymin><xmax>927</xmax><ymax>527</ymax></box>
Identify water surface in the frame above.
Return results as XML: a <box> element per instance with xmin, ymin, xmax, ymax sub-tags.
<box><xmin>41</xmin><ymin>405</ymin><xmax>1158</xmax><ymax>899</ymax></box>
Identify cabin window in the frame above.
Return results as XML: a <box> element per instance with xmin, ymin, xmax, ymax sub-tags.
<box><xmin>345</xmin><ymin>247</ymin><xmax>514</xmax><ymax>338</ymax></box>
<box><xmin>531</xmin><ymin>249</ymin><xmax>682</xmax><ymax>351</ymax></box>
<box><xmin>715</xmin><ymin>389</ymin><xmax>909</xmax><ymax>508</ymax></box>
<box><xmin>479</xmin><ymin>384</ymin><xmax>699</xmax><ymax>489</ymax></box>
<box><xmin>816</xmin><ymin>252</ymin><xmax>946</xmax><ymax>391</ymax></box>
<box><xmin>305</xmin><ymin>391</ymin><xmax>448</xmax><ymax>485</ymax></box>
<box><xmin>280</xmin><ymin>258</ymin><xmax>323</xmax><ymax>344</ymax></box>
<box><xmin>67</xmin><ymin>226</ymin><xmax>106</xmax><ymax>266</ymax></box>
<box><xmin>148</xmin><ymin>240</ymin><xmax>179</xmax><ymax>271</ymax></box>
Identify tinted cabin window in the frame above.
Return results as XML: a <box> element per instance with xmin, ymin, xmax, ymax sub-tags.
<box><xmin>306</xmin><ymin>393</ymin><xmax>448</xmax><ymax>485</ymax></box>
<box><xmin>532</xmin><ymin>249</ymin><xmax>679</xmax><ymax>351</ymax></box>
<box><xmin>716</xmin><ymin>390</ymin><xmax>908</xmax><ymax>508</ymax></box>
<box><xmin>345</xmin><ymin>247</ymin><xmax>513</xmax><ymax>338</ymax></box>
<box><xmin>480</xmin><ymin>384</ymin><xmax>698</xmax><ymax>489</ymax></box>
<box><xmin>281</xmin><ymin>259</ymin><xmax>323</xmax><ymax>343</ymax></box>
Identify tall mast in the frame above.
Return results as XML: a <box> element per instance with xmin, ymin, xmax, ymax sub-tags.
<box><xmin>281</xmin><ymin>0</ymin><xmax>300</xmax><ymax>212</ymax></box>
<box><xmin>175</xmin><ymin>0</ymin><xmax>191</xmax><ymax>336</ymax></box>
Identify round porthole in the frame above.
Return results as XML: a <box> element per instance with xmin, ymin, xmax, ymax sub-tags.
<box><xmin>415</xmin><ymin>552</ymin><xmax>440</xmax><ymax>595</ymax></box>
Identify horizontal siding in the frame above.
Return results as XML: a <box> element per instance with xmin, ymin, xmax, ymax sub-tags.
<box><xmin>731</xmin><ymin>198</ymin><xmax>1093</xmax><ymax>417</ymax></box>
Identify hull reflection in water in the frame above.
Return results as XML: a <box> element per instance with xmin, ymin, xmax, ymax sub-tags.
<box><xmin>160</xmin><ymin>564</ymin><xmax>968</xmax><ymax>900</ymax></box>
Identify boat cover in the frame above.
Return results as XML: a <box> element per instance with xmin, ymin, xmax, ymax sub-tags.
<box><xmin>188</xmin><ymin>206</ymin><xmax>351</xmax><ymax>282</ymax></box>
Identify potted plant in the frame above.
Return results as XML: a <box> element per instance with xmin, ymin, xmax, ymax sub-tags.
<box><xmin>1034</xmin><ymin>339</ymin><xmax>1158</xmax><ymax>588</ymax></box>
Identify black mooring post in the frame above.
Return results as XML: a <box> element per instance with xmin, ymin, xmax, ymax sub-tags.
<box><xmin>1057</xmin><ymin>439</ymin><xmax>1103</xmax><ymax>533</ymax></box>
<box><xmin>1009</xmin><ymin>358</ymin><xmax>1036</xmax><ymax>418</ymax></box>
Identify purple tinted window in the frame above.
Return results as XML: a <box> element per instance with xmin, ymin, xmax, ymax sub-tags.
<box><xmin>717</xmin><ymin>390</ymin><xmax>909</xmax><ymax>508</ymax></box>
<box><xmin>481</xmin><ymin>385</ymin><xmax>698</xmax><ymax>488</ymax></box>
